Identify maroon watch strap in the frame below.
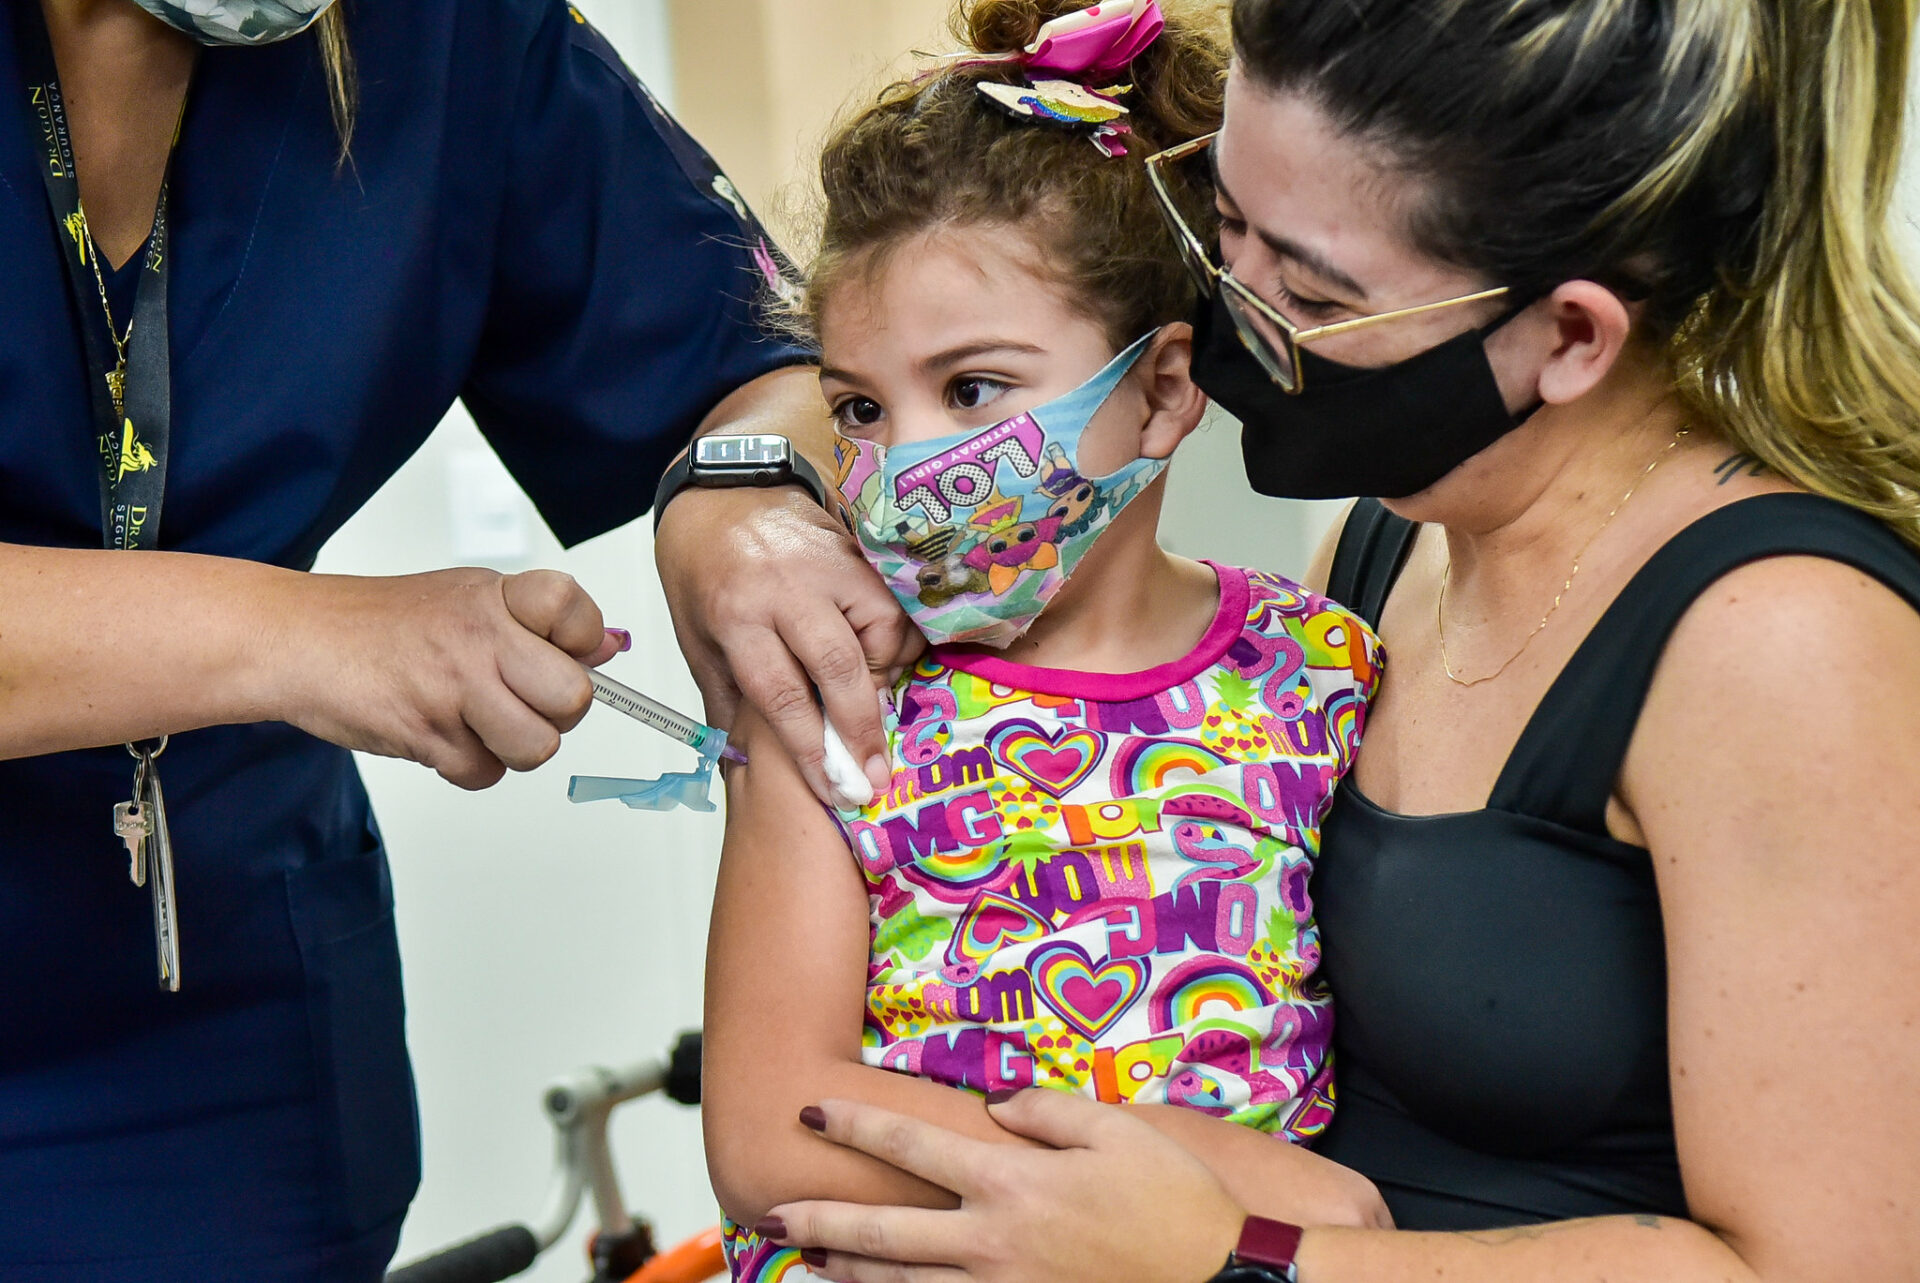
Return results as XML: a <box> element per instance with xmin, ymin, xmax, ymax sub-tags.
<box><xmin>1234</xmin><ymin>1215</ymin><xmax>1304</xmax><ymax>1270</ymax></box>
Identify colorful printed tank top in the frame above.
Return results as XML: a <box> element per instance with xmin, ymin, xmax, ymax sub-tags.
<box><xmin>724</xmin><ymin>563</ymin><xmax>1380</xmax><ymax>1282</ymax></box>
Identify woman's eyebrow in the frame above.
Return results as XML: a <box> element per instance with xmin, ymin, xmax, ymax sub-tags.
<box><xmin>1211</xmin><ymin>153</ymin><xmax>1371</xmax><ymax>302</ymax></box>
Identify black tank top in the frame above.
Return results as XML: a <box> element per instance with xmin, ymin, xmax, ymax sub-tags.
<box><xmin>1312</xmin><ymin>493</ymin><xmax>1920</xmax><ymax>1230</ymax></box>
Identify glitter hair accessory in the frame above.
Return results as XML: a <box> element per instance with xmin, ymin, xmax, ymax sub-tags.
<box><xmin>978</xmin><ymin>79</ymin><xmax>1137</xmax><ymax>156</ymax></box>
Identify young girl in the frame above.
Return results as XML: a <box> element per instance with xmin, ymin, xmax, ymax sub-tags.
<box><xmin>703</xmin><ymin>3</ymin><xmax>1385</xmax><ymax>1277</ymax></box>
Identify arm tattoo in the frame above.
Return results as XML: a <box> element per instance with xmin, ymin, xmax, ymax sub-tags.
<box><xmin>1715</xmin><ymin>452</ymin><xmax>1772</xmax><ymax>485</ymax></box>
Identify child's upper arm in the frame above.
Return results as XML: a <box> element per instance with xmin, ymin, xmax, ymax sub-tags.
<box><xmin>702</xmin><ymin>704</ymin><xmax>875</xmax><ymax>1206</ymax></box>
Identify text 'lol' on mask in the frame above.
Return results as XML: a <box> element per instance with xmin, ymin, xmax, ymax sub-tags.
<box><xmin>834</xmin><ymin>332</ymin><xmax>1168</xmax><ymax>649</ymax></box>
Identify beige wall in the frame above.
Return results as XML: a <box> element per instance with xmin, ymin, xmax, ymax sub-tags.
<box><xmin>668</xmin><ymin>0</ymin><xmax>954</xmax><ymax>247</ymax></box>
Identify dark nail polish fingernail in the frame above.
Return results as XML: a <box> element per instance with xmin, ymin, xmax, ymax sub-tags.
<box><xmin>985</xmin><ymin>1089</ymin><xmax>1019</xmax><ymax>1105</ymax></box>
<box><xmin>799</xmin><ymin>1105</ymin><xmax>827</xmax><ymax>1131</ymax></box>
<box><xmin>754</xmin><ymin>1216</ymin><xmax>788</xmax><ymax>1240</ymax></box>
<box><xmin>802</xmin><ymin>1249</ymin><xmax>829</xmax><ymax>1269</ymax></box>
<box><xmin>606</xmin><ymin>627</ymin><xmax>633</xmax><ymax>652</ymax></box>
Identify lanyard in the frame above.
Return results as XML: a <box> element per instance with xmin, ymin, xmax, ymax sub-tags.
<box><xmin>17</xmin><ymin>5</ymin><xmax>189</xmax><ymax>991</ymax></box>
<box><xmin>17</xmin><ymin>3</ymin><xmax>178</xmax><ymax>553</ymax></box>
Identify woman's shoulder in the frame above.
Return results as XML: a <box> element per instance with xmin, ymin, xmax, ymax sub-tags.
<box><xmin>1624</xmin><ymin>502</ymin><xmax>1920</xmax><ymax>822</ymax></box>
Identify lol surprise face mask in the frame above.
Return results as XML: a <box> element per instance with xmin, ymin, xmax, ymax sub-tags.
<box><xmin>834</xmin><ymin>332</ymin><xmax>1168</xmax><ymax>648</ymax></box>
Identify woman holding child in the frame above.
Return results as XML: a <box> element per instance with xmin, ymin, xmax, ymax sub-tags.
<box><xmin>668</xmin><ymin>0</ymin><xmax>1920</xmax><ymax>1279</ymax></box>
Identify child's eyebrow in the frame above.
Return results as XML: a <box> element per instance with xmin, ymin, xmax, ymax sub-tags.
<box><xmin>919</xmin><ymin>340</ymin><xmax>1048</xmax><ymax>374</ymax></box>
<box><xmin>1210</xmin><ymin>150</ymin><xmax>1371</xmax><ymax>303</ymax></box>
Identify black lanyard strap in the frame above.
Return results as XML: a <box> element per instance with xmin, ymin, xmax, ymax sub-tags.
<box><xmin>17</xmin><ymin>4</ymin><xmax>178</xmax><ymax>553</ymax></box>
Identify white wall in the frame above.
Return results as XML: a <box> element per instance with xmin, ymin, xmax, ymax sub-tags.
<box><xmin>312</xmin><ymin>4</ymin><xmax>729</xmax><ymax>1279</ymax></box>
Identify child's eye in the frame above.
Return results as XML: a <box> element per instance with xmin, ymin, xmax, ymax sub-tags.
<box><xmin>949</xmin><ymin>377</ymin><xmax>1010</xmax><ymax>413</ymax></box>
<box><xmin>832</xmin><ymin>396</ymin><xmax>885</xmax><ymax>433</ymax></box>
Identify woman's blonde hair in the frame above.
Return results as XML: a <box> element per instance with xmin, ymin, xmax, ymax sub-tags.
<box><xmin>316</xmin><ymin>7</ymin><xmax>356</xmax><ymax>162</ymax></box>
<box><xmin>1234</xmin><ymin>0</ymin><xmax>1920</xmax><ymax>546</ymax></box>
<box><xmin>1670</xmin><ymin>2</ymin><xmax>1920</xmax><ymax>541</ymax></box>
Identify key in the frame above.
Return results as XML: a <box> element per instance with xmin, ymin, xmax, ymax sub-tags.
<box><xmin>114</xmin><ymin>748</ymin><xmax>155</xmax><ymax>887</ymax></box>
<box><xmin>113</xmin><ymin>799</ymin><xmax>151</xmax><ymax>887</ymax></box>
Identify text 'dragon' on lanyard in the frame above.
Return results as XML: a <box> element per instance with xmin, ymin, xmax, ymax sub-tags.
<box><xmin>18</xmin><ymin>3</ymin><xmax>189</xmax><ymax>992</ymax></box>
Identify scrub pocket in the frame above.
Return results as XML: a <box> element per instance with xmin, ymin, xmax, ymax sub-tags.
<box><xmin>285</xmin><ymin>835</ymin><xmax>422</xmax><ymax>1238</ymax></box>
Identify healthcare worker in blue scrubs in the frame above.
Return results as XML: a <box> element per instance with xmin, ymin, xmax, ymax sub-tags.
<box><xmin>0</xmin><ymin>0</ymin><xmax>914</xmax><ymax>1277</ymax></box>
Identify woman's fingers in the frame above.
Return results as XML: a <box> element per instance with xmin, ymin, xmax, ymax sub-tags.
<box><xmin>777</xmin><ymin>606</ymin><xmax>892</xmax><ymax>796</ymax></box>
<box><xmin>982</xmin><ymin>1086</ymin><xmax>1124</xmax><ymax>1150</ymax></box>
<box><xmin>426</xmin><ymin>719</ymin><xmax>509</xmax><ymax>792</ymax></box>
<box><xmin>780</xmin><ymin>1095</ymin><xmax>1249</xmax><ymax>1283</ymax></box>
<box><xmin>728</xmin><ymin>629</ymin><xmax>833</xmax><ymax>799</ymax></box>
<box><xmin>809</xmin><ymin>1099</ymin><xmax>1000</xmax><ymax>1196</ymax></box>
<box><xmin>495</xmin><ymin>628</ymin><xmax>596</xmax><ymax>734</ymax></box>
<box><xmin>501</xmin><ymin>569</ymin><xmax>607</xmax><ymax>659</ymax></box>
<box><xmin>765</xmin><ymin>1204</ymin><xmax>970</xmax><ymax>1278</ymax></box>
<box><xmin>804</xmin><ymin>1251</ymin><xmax>973</xmax><ymax>1283</ymax></box>
<box><xmin>461</xmin><ymin>678</ymin><xmax>563</xmax><ymax>774</ymax></box>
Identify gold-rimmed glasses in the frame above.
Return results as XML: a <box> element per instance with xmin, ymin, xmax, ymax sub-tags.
<box><xmin>1144</xmin><ymin>131</ymin><xmax>1511</xmax><ymax>393</ymax></box>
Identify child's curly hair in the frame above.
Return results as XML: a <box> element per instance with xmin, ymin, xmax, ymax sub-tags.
<box><xmin>799</xmin><ymin>0</ymin><xmax>1227</xmax><ymax>348</ymax></box>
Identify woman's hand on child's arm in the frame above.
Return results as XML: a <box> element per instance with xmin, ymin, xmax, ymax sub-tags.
<box><xmin>1129</xmin><ymin>1104</ymin><xmax>1392</xmax><ymax>1229</ymax></box>
<box><xmin>703</xmin><ymin>705</ymin><xmax>1044</xmax><ymax>1229</ymax></box>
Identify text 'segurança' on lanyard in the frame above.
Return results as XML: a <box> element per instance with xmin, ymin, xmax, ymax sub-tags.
<box><xmin>17</xmin><ymin>3</ymin><xmax>186</xmax><ymax>991</ymax></box>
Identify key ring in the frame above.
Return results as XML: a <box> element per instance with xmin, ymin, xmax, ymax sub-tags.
<box><xmin>126</xmin><ymin>736</ymin><xmax>169</xmax><ymax>761</ymax></box>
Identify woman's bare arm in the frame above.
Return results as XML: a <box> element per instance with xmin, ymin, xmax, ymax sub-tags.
<box><xmin>0</xmin><ymin>542</ymin><xmax>617</xmax><ymax>788</ymax></box>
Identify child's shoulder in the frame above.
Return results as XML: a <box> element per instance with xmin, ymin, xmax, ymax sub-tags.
<box><xmin>1212</xmin><ymin>563</ymin><xmax>1383</xmax><ymax>697</ymax></box>
<box><xmin>1221</xmin><ymin>563</ymin><xmax>1377</xmax><ymax>637</ymax></box>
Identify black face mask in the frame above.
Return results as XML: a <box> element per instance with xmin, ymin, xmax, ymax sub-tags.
<box><xmin>1190</xmin><ymin>290</ymin><xmax>1541</xmax><ymax>501</ymax></box>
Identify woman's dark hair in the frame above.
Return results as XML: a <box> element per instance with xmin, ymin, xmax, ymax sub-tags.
<box><xmin>1233</xmin><ymin>0</ymin><xmax>1920</xmax><ymax>544</ymax></box>
<box><xmin>800</xmin><ymin>0</ymin><xmax>1228</xmax><ymax>348</ymax></box>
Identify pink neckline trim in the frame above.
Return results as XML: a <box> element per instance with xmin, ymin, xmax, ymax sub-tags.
<box><xmin>932</xmin><ymin>562</ymin><xmax>1248</xmax><ymax>702</ymax></box>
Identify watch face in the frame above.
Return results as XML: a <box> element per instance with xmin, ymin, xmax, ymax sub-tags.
<box><xmin>1210</xmin><ymin>1266</ymin><xmax>1295</xmax><ymax>1283</ymax></box>
<box><xmin>696</xmin><ymin>434</ymin><xmax>791</xmax><ymax>469</ymax></box>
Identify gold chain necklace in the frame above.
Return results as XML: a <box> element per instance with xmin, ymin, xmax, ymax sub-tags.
<box><xmin>77</xmin><ymin>201</ymin><xmax>134</xmax><ymax>421</ymax></box>
<box><xmin>1438</xmin><ymin>426</ymin><xmax>1689</xmax><ymax>687</ymax></box>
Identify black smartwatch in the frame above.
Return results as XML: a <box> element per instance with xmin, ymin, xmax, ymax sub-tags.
<box><xmin>1208</xmin><ymin>1216</ymin><xmax>1304</xmax><ymax>1283</ymax></box>
<box><xmin>652</xmin><ymin>433</ymin><xmax>828</xmax><ymax>532</ymax></box>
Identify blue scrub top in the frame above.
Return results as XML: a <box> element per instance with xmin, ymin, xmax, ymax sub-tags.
<box><xmin>0</xmin><ymin>2</ymin><xmax>807</xmax><ymax>1276</ymax></box>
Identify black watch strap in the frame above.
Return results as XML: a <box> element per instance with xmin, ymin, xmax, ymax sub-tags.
<box><xmin>652</xmin><ymin>434</ymin><xmax>828</xmax><ymax>532</ymax></box>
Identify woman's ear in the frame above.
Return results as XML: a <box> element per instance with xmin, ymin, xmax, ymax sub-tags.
<box><xmin>1137</xmin><ymin>323</ymin><xmax>1209</xmax><ymax>459</ymax></box>
<box><xmin>1490</xmin><ymin>281</ymin><xmax>1634</xmax><ymax>410</ymax></box>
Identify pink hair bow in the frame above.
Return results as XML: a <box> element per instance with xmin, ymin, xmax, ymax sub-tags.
<box><xmin>1023</xmin><ymin>1</ymin><xmax>1167</xmax><ymax>78</ymax></box>
<box><xmin>932</xmin><ymin>1</ymin><xmax>1167</xmax><ymax>79</ymax></box>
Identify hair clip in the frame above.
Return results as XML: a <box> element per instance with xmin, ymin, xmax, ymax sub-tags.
<box><xmin>923</xmin><ymin>0</ymin><xmax>1167</xmax><ymax>81</ymax></box>
<box><xmin>977</xmin><ymin>78</ymin><xmax>1136</xmax><ymax>156</ymax></box>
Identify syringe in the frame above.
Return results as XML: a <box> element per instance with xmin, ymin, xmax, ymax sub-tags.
<box><xmin>585</xmin><ymin>667</ymin><xmax>748</xmax><ymax>766</ymax></box>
